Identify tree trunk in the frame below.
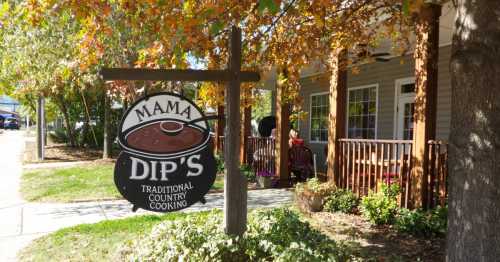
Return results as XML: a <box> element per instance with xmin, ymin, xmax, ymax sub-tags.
<box><xmin>81</xmin><ymin>119</ymin><xmax>90</xmax><ymax>147</ymax></box>
<box><xmin>447</xmin><ymin>0</ymin><xmax>500</xmax><ymax>260</ymax></box>
<box><xmin>57</xmin><ymin>95</ymin><xmax>76</xmax><ymax>147</ymax></box>
<box><xmin>80</xmin><ymin>89</ymin><xmax>98</xmax><ymax>147</ymax></box>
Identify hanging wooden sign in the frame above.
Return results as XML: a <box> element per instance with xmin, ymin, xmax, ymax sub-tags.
<box><xmin>114</xmin><ymin>92</ymin><xmax>216</xmax><ymax>212</ymax></box>
<box><xmin>103</xmin><ymin>26</ymin><xmax>259</xmax><ymax>235</ymax></box>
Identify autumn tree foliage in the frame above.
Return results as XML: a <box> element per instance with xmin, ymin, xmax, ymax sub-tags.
<box><xmin>0</xmin><ymin>0</ymin><xmax>430</xmax><ymax>150</ymax></box>
<box><xmin>21</xmin><ymin>0</ymin><xmax>416</xmax><ymax>106</ymax></box>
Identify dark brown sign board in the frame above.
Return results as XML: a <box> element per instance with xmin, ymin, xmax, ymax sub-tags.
<box><xmin>115</xmin><ymin>92</ymin><xmax>217</xmax><ymax>212</ymax></box>
<box><xmin>101</xmin><ymin>27</ymin><xmax>258</xmax><ymax>235</ymax></box>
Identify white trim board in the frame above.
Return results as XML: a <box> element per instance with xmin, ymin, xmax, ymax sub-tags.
<box><xmin>393</xmin><ymin>77</ymin><xmax>416</xmax><ymax>139</ymax></box>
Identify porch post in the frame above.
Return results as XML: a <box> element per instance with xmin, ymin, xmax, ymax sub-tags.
<box><xmin>215</xmin><ymin>102</ymin><xmax>225</xmax><ymax>154</ymax></box>
<box><xmin>103</xmin><ymin>94</ymin><xmax>112</xmax><ymax>159</ymax></box>
<box><xmin>275</xmin><ymin>68</ymin><xmax>290</xmax><ymax>185</ymax></box>
<box><xmin>240</xmin><ymin>89</ymin><xmax>252</xmax><ymax>164</ymax></box>
<box><xmin>270</xmin><ymin>90</ymin><xmax>277</xmax><ymax>115</ymax></box>
<box><xmin>411</xmin><ymin>4</ymin><xmax>441</xmax><ymax>209</ymax></box>
<box><xmin>327</xmin><ymin>49</ymin><xmax>348</xmax><ymax>184</ymax></box>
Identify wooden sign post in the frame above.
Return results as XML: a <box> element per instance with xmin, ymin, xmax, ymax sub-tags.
<box><xmin>101</xmin><ymin>26</ymin><xmax>258</xmax><ymax>236</ymax></box>
<box><xmin>224</xmin><ymin>27</ymin><xmax>246</xmax><ymax>235</ymax></box>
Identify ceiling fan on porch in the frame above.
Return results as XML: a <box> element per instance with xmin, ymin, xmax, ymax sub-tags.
<box><xmin>355</xmin><ymin>44</ymin><xmax>391</xmax><ymax>62</ymax></box>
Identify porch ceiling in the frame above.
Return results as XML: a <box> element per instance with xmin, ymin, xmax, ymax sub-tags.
<box><xmin>258</xmin><ymin>2</ymin><xmax>455</xmax><ymax>90</ymax></box>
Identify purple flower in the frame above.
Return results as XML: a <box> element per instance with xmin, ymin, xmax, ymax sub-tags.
<box><xmin>257</xmin><ymin>170</ymin><xmax>274</xmax><ymax>177</ymax></box>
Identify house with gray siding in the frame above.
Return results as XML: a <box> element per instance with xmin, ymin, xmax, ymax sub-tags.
<box><xmin>297</xmin><ymin>44</ymin><xmax>452</xmax><ymax>172</ymax></box>
<box><xmin>214</xmin><ymin>2</ymin><xmax>454</xmax><ymax>208</ymax></box>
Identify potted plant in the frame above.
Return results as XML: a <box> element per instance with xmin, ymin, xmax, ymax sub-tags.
<box><xmin>295</xmin><ymin>178</ymin><xmax>336</xmax><ymax>212</ymax></box>
<box><xmin>256</xmin><ymin>170</ymin><xmax>273</xmax><ymax>188</ymax></box>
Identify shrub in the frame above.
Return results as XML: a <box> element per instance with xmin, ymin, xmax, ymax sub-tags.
<box><xmin>395</xmin><ymin>206</ymin><xmax>447</xmax><ymax>237</ymax></box>
<box><xmin>48</xmin><ymin>128</ymin><xmax>68</xmax><ymax>143</ymax></box>
<box><xmin>214</xmin><ymin>154</ymin><xmax>225</xmax><ymax>174</ymax></box>
<box><xmin>324</xmin><ymin>189</ymin><xmax>359</xmax><ymax>214</ymax></box>
<box><xmin>240</xmin><ymin>164</ymin><xmax>255</xmax><ymax>182</ymax></box>
<box><xmin>75</xmin><ymin>123</ymin><xmax>104</xmax><ymax>148</ymax></box>
<box><xmin>360</xmin><ymin>184</ymin><xmax>400</xmax><ymax>225</ymax></box>
<box><xmin>122</xmin><ymin>208</ymin><xmax>350</xmax><ymax>261</ymax></box>
<box><xmin>295</xmin><ymin>178</ymin><xmax>336</xmax><ymax>212</ymax></box>
<box><xmin>295</xmin><ymin>177</ymin><xmax>336</xmax><ymax>197</ymax></box>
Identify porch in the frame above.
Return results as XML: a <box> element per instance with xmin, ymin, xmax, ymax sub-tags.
<box><xmin>216</xmin><ymin>136</ymin><xmax>448</xmax><ymax>209</ymax></box>
<box><xmin>212</xmin><ymin>3</ymin><xmax>449</xmax><ymax>209</ymax></box>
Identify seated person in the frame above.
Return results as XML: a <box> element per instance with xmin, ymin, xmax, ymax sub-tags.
<box><xmin>289</xmin><ymin>129</ymin><xmax>304</xmax><ymax>147</ymax></box>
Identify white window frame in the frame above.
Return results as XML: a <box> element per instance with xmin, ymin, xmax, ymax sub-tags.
<box><xmin>346</xmin><ymin>84</ymin><xmax>379</xmax><ymax>139</ymax></box>
<box><xmin>393</xmin><ymin>77</ymin><xmax>416</xmax><ymax>139</ymax></box>
<box><xmin>309</xmin><ymin>91</ymin><xmax>329</xmax><ymax>144</ymax></box>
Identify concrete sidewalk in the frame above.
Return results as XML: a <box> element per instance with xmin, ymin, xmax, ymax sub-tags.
<box><xmin>0</xmin><ymin>130</ymin><xmax>29</xmax><ymax>261</ymax></box>
<box><xmin>0</xmin><ymin>189</ymin><xmax>293</xmax><ymax>261</ymax></box>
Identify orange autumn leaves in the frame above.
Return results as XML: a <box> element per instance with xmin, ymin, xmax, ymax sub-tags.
<box><xmin>24</xmin><ymin>0</ymin><xmax>418</xmax><ymax>107</ymax></box>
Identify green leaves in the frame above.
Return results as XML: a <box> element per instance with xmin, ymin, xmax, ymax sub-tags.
<box><xmin>395</xmin><ymin>206</ymin><xmax>448</xmax><ymax>237</ymax></box>
<box><xmin>210</xmin><ymin>20</ymin><xmax>224</xmax><ymax>36</ymax></box>
<box><xmin>402</xmin><ymin>0</ymin><xmax>410</xmax><ymax>16</ymax></box>
<box><xmin>123</xmin><ymin>209</ymin><xmax>350</xmax><ymax>261</ymax></box>
<box><xmin>360</xmin><ymin>184</ymin><xmax>401</xmax><ymax>225</ymax></box>
<box><xmin>0</xmin><ymin>2</ymin><xmax>9</xmax><ymax>17</ymax></box>
<box><xmin>258</xmin><ymin>0</ymin><xmax>279</xmax><ymax>15</ymax></box>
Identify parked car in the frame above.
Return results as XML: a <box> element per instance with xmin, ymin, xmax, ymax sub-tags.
<box><xmin>4</xmin><ymin>117</ymin><xmax>19</xmax><ymax>130</ymax></box>
<box><xmin>0</xmin><ymin>116</ymin><xmax>4</xmax><ymax>129</ymax></box>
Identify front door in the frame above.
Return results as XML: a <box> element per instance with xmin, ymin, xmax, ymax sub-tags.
<box><xmin>397</xmin><ymin>96</ymin><xmax>415</xmax><ymax>140</ymax></box>
<box><xmin>395</xmin><ymin>79</ymin><xmax>416</xmax><ymax>141</ymax></box>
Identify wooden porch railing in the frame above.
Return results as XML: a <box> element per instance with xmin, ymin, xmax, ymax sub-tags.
<box><xmin>427</xmin><ymin>140</ymin><xmax>448</xmax><ymax>209</ymax></box>
<box><xmin>338</xmin><ymin>139</ymin><xmax>413</xmax><ymax>207</ymax></box>
<box><xmin>338</xmin><ymin>139</ymin><xmax>448</xmax><ymax>209</ymax></box>
<box><xmin>215</xmin><ymin>136</ymin><xmax>276</xmax><ymax>176</ymax></box>
<box><xmin>247</xmin><ymin>137</ymin><xmax>276</xmax><ymax>175</ymax></box>
<box><xmin>215</xmin><ymin>135</ymin><xmax>448</xmax><ymax>209</ymax></box>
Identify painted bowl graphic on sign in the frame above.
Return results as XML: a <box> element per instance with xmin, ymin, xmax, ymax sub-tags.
<box><xmin>114</xmin><ymin>92</ymin><xmax>216</xmax><ymax>212</ymax></box>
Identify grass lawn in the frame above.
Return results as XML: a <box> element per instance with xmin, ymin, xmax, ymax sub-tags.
<box><xmin>21</xmin><ymin>163</ymin><xmax>225</xmax><ymax>202</ymax></box>
<box><xmin>21</xmin><ymin>163</ymin><xmax>119</xmax><ymax>202</ymax></box>
<box><xmin>212</xmin><ymin>174</ymin><xmax>224</xmax><ymax>190</ymax></box>
<box><xmin>18</xmin><ymin>212</ymin><xmax>202</xmax><ymax>262</ymax></box>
